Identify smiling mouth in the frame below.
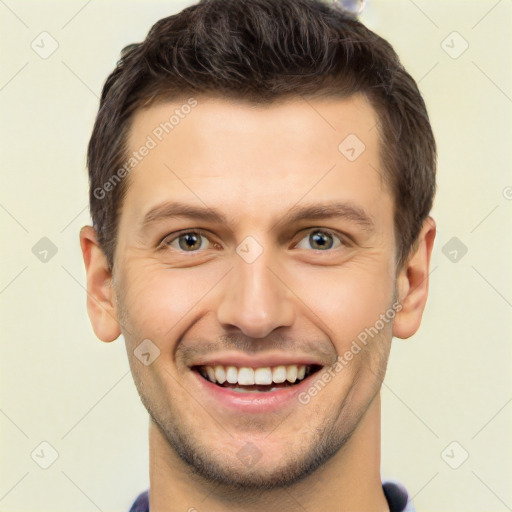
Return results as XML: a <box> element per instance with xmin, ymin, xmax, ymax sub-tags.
<box><xmin>193</xmin><ymin>364</ymin><xmax>323</xmax><ymax>393</ymax></box>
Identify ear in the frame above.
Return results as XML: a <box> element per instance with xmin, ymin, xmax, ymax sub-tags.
<box><xmin>393</xmin><ymin>217</ymin><xmax>436</xmax><ymax>339</ymax></box>
<box><xmin>79</xmin><ymin>226</ymin><xmax>121</xmax><ymax>342</ymax></box>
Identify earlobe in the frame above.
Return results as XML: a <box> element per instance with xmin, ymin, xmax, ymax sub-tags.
<box><xmin>392</xmin><ymin>217</ymin><xmax>436</xmax><ymax>339</ymax></box>
<box><xmin>79</xmin><ymin>226</ymin><xmax>121</xmax><ymax>342</ymax></box>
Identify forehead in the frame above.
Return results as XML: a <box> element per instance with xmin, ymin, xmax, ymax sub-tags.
<box><xmin>127</xmin><ymin>93</ymin><xmax>379</xmax><ymax>160</ymax></box>
<box><xmin>122</xmin><ymin>94</ymin><xmax>389</xmax><ymax>229</ymax></box>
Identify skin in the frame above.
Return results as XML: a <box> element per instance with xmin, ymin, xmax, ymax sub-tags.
<box><xmin>80</xmin><ymin>93</ymin><xmax>435</xmax><ymax>511</ymax></box>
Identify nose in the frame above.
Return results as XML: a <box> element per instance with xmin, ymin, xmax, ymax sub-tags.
<box><xmin>216</xmin><ymin>244</ymin><xmax>296</xmax><ymax>338</ymax></box>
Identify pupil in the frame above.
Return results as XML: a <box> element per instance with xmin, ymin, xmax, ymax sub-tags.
<box><xmin>311</xmin><ymin>231</ymin><xmax>332</xmax><ymax>250</ymax></box>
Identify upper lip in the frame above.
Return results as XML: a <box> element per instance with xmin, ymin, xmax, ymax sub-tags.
<box><xmin>189</xmin><ymin>351</ymin><xmax>330</xmax><ymax>369</ymax></box>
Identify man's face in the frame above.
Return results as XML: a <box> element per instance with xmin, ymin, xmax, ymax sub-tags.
<box><xmin>113</xmin><ymin>94</ymin><xmax>397</xmax><ymax>488</ymax></box>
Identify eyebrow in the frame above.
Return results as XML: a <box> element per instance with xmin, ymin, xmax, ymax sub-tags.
<box><xmin>142</xmin><ymin>201</ymin><xmax>229</xmax><ymax>227</ymax></box>
<box><xmin>140</xmin><ymin>200</ymin><xmax>375</xmax><ymax>232</ymax></box>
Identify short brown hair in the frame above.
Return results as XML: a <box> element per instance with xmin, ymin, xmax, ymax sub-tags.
<box><xmin>87</xmin><ymin>0</ymin><xmax>436</xmax><ymax>269</ymax></box>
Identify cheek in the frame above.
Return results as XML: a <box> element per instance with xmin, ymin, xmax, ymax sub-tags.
<box><xmin>119</xmin><ymin>259</ymin><xmax>223</xmax><ymax>342</ymax></box>
<box><xmin>293</xmin><ymin>259</ymin><xmax>395</xmax><ymax>348</ymax></box>
<box><xmin>119</xmin><ymin>248</ymin><xmax>395</xmax><ymax>353</ymax></box>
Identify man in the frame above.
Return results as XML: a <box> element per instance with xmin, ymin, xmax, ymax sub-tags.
<box><xmin>80</xmin><ymin>0</ymin><xmax>436</xmax><ymax>510</ymax></box>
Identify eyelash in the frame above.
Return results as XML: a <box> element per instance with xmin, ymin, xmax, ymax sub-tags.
<box><xmin>159</xmin><ymin>228</ymin><xmax>348</xmax><ymax>253</ymax></box>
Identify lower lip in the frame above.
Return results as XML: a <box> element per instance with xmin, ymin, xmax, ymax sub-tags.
<box><xmin>191</xmin><ymin>369</ymin><xmax>318</xmax><ymax>413</ymax></box>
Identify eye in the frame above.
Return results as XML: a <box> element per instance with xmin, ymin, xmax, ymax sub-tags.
<box><xmin>295</xmin><ymin>229</ymin><xmax>344</xmax><ymax>251</ymax></box>
<box><xmin>160</xmin><ymin>228</ymin><xmax>347</xmax><ymax>253</ymax></box>
<box><xmin>161</xmin><ymin>230</ymin><xmax>212</xmax><ymax>252</ymax></box>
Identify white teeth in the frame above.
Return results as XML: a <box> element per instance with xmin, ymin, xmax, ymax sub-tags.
<box><xmin>286</xmin><ymin>365</ymin><xmax>298</xmax><ymax>383</ymax></box>
<box><xmin>272</xmin><ymin>365</ymin><xmax>287</xmax><ymax>383</ymax></box>
<box><xmin>238</xmin><ymin>367</ymin><xmax>255</xmax><ymax>385</ymax></box>
<box><xmin>214</xmin><ymin>365</ymin><xmax>226</xmax><ymax>384</ymax></box>
<box><xmin>254</xmin><ymin>367</ymin><xmax>272</xmax><ymax>385</ymax></box>
<box><xmin>200</xmin><ymin>364</ymin><xmax>311</xmax><ymax>386</ymax></box>
<box><xmin>206</xmin><ymin>366</ymin><xmax>216</xmax><ymax>382</ymax></box>
<box><xmin>226</xmin><ymin>366</ymin><xmax>238</xmax><ymax>384</ymax></box>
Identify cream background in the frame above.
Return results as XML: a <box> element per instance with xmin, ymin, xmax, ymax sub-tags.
<box><xmin>0</xmin><ymin>1</ymin><xmax>510</xmax><ymax>511</ymax></box>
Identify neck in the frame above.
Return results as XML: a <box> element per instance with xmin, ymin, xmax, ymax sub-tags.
<box><xmin>148</xmin><ymin>393</ymin><xmax>389</xmax><ymax>512</ymax></box>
